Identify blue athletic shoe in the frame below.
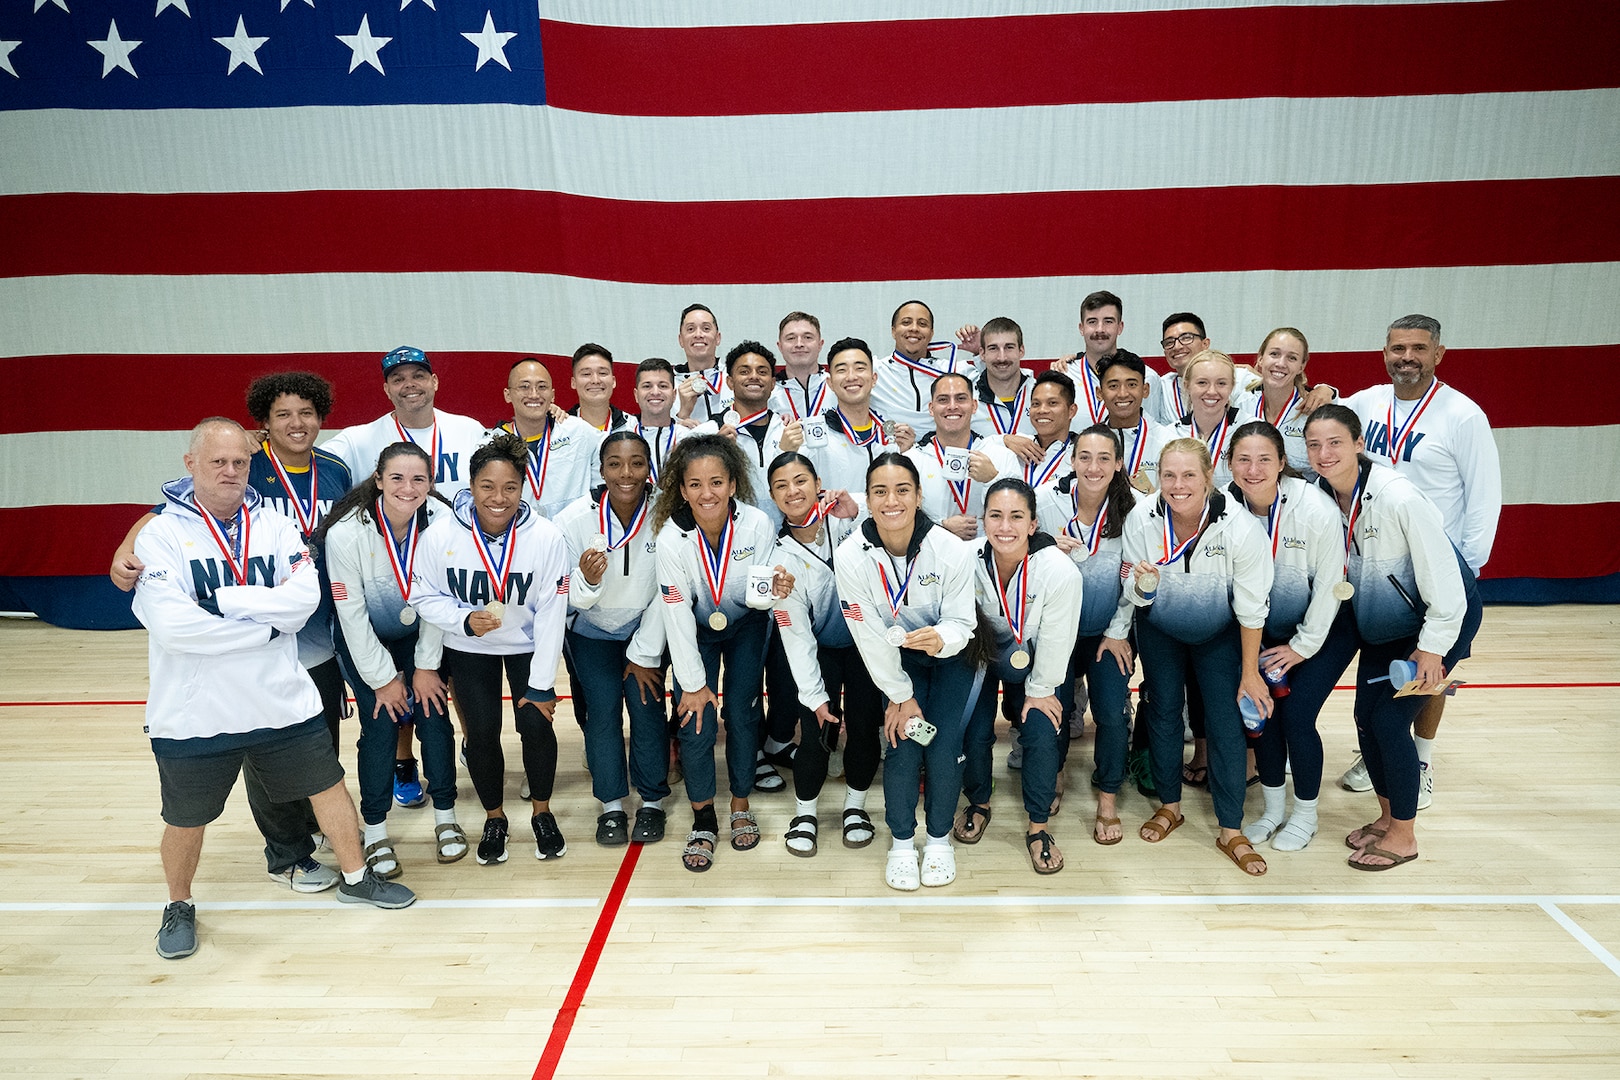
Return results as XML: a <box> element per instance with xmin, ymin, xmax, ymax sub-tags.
<box><xmin>393</xmin><ymin>758</ymin><xmax>426</xmax><ymax>808</ymax></box>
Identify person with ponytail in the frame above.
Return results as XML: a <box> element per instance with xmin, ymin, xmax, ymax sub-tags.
<box><xmin>319</xmin><ymin>443</ymin><xmax>463</xmax><ymax>876</ymax></box>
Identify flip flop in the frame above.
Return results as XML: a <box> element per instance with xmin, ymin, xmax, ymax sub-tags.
<box><xmin>1093</xmin><ymin>815</ymin><xmax>1123</xmax><ymax>846</ymax></box>
<box><xmin>1348</xmin><ymin>843</ymin><xmax>1418</xmax><ymax>871</ymax></box>
<box><xmin>952</xmin><ymin>803</ymin><xmax>992</xmax><ymax>845</ymax></box>
<box><xmin>1026</xmin><ymin>830</ymin><xmax>1065</xmax><ymax>875</ymax></box>
<box><xmin>1345</xmin><ymin>822</ymin><xmax>1389</xmax><ymax>850</ymax></box>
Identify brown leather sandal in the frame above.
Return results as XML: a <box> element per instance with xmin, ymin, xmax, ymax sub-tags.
<box><xmin>1217</xmin><ymin>834</ymin><xmax>1268</xmax><ymax>876</ymax></box>
<box><xmin>1139</xmin><ymin>807</ymin><xmax>1184</xmax><ymax>843</ymax></box>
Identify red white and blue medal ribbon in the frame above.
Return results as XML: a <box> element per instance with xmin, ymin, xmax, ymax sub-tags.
<box><xmin>1024</xmin><ymin>436</ymin><xmax>1071</xmax><ymax>487</ymax></box>
<box><xmin>599</xmin><ymin>493</ymin><xmax>649</xmax><ymax>552</ymax></box>
<box><xmin>391</xmin><ymin>415</ymin><xmax>439</xmax><ymax>476</ymax></box>
<box><xmin>1341</xmin><ymin>473</ymin><xmax>1365</xmax><ymax>577</ymax></box>
<box><xmin>1067</xmin><ymin>496</ymin><xmax>1108</xmax><ymax>557</ymax></box>
<box><xmin>375</xmin><ymin>498</ymin><xmax>417</xmax><ymax>603</ymax></box>
<box><xmin>699</xmin><ymin>367</ymin><xmax>725</xmax><ymax>396</ymax></box>
<box><xmin>636</xmin><ymin>419</ymin><xmax>677</xmax><ymax>482</ymax></box>
<box><xmin>263</xmin><ymin>444</ymin><xmax>319</xmax><ymax>537</ymax></box>
<box><xmin>1258</xmin><ymin>388</ymin><xmax>1301</xmax><ymax>427</ymax></box>
<box><xmin>876</xmin><ymin>555</ymin><xmax>917</xmax><ymax>619</ymax></box>
<box><xmin>788</xmin><ymin>492</ymin><xmax>831</xmax><ymax>530</ymax></box>
<box><xmin>1157</xmin><ymin>500</ymin><xmax>1210</xmax><ymax>566</ymax></box>
<box><xmin>787</xmin><ymin>376</ymin><xmax>829</xmax><ymax>420</ymax></box>
<box><xmin>1384</xmin><ymin>380</ymin><xmax>1442</xmax><ymax>466</ymax></box>
<box><xmin>695</xmin><ymin>514</ymin><xmax>735</xmax><ymax>611</ymax></box>
<box><xmin>1169</xmin><ymin>376</ymin><xmax>1186</xmax><ymax>419</ymax></box>
<box><xmin>992</xmin><ymin>553</ymin><xmax>1030</xmax><ymax>645</ymax></box>
<box><xmin>835</xmin><ymin>407</ymin><xmax>885</xmax><ymax>447</ymax></box>
<box><xmin>471</xmin><ymin>513</ymin><xmax>518</xmax><ymax>603</ymax></box>
<box><xmin>198</xmin><ymin>504</ymin><xmax>251</xmax><ymax>585</ymax></box>
<box><xmin>889</xmin><ymin>341</ymin><xmax>959</xmax><ymax>380</ymax></box>
<box><xmin>933</xmin><ymin>436</ymin><xmax>976</xmax><ymax>515</ymax></box>
<box><xmin>1196</xmin><ymin>411</ymin><xmax>1231</xmax><ymax>460</ymax></box>
<box><xmin>1262</xmin><ymin>489</ymin><xmax>1283</xmax><ymax>560</ymax></box>
<box><xmin>1125</xmin><ymin>418</ymin><xmax>1149</xmax><ymax>479</ymax></box>
<box><xmin>1078</xmin><ymin>363</ymin><xmax>1106</xmax><ymax>424</ymax></box>
<box><xmin>986</xmin><ymin>381</ymin><xmax>1029</xmax><ymax>435</ymax></box>
<box><xmin>733</xmin><ymin>406</ymin><xmax>772</xmax><ymax>429</ymax></box>
<box><xmin>523</xmin><ymin>420</ymin><xmax>553</xmax><ymax>503</ymax></box>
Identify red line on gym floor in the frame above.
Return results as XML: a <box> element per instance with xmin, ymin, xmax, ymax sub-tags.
<box><xmin>5</xmin><ymin>682</ymin><xmax>1617</xmax><ymax>709</ymax></box>
<box><xmin>531</xmin><ymin>840</ymin><xmax>643</xmax><ymax>1080</ymax></box>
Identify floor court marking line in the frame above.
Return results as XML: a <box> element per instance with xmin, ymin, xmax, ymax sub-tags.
<box><xmin>4</xmin><ymin>681</ymin><xmax>1618</xmax><ymax>708</ymax></box>
<box><xmin>1539</xmin><ymin>901</ymin><xmax>1620</xmax><ymax>979</ymax></box>
<box><xmin>532</xmin><ymin>840</ymin><xmax>643</xmax><ymax>1080</ymax></box>
<box><xmin>6</xmin><ymin>893</ymin><xmax>1617</xmax><ymax>914</ymax></box>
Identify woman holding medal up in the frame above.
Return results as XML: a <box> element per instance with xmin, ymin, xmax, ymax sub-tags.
<box><xmin>766</xmin><ymin>452</ymin><xmax>879</xmax><ymax>857</ymax></box>
<box><xmin>835</xmin><ymin>453</ymin><xmax>981</xmax><ymax>892</ymax></box>
<box><xmin>957</xmin><ymin>479</ymin><xmax>1083</xmax><ymax>874</ymax></box>
<box><xmin>320</xmin><ymin>442</ymin><xmax>464</xmax><ymax>877</ymax></box>
<box><xmin>653</xmin><ymin>435</ymin><xmax>796</xmax><ymax>873</ymax></box>
<box><xmin>1122</xmin><ymin>438</ymin><xmax>1275</xmax><ymax>876</ymax></box>
<box><xmin>554</xmin><ymin>431</ymin><xmax>672</xmax><ymax>848</ymax></box>
<box><xmin>1225</xmin><ymin>421</ymin><xmax>1348</xmax><ymax>852</ymax></box>
<box><xmin>412</xmin><ymin>434</ymin><xmax>571</xmax><ymax>867</ymax></box>
<box><xmin>1036</xmin><ymin>425</ymin><xmax>1143</xmax><ymax>846</ymax></box>
<box><xmin>1304</xmin><ymin>405</ymin><xmax>1482</xmax><ymax>870</ymax></box>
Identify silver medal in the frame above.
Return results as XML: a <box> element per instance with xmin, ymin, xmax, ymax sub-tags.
<box><xmin>589</xmin><ymin>533</ymin><xmax>609</xmax><ymax>552</ymax></box>
<box><xmin>399</xmin><ymin>606</ymin><xmax>417</xmax><ymax>626</ymax></box>
<box><xmin>885</xmin><ymin>625</ymin><xmax>907</xmax><ymax>647</ymax></box>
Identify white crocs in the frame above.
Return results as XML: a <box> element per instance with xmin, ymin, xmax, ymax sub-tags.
<box><xmin>885</xmin><ymin>846</ymin><xmax>920</xmax><ymax>891</ymax></box>
<box><xmin>920</xmin><ymin>843</ymin><xmax>956</xmax><ymax>887</ymax></box>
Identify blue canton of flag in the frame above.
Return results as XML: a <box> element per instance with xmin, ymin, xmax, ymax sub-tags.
<box><xmin>0</xmin><ymin>0</ymin><xmax>543</xmax><ymax>109</ymax></box>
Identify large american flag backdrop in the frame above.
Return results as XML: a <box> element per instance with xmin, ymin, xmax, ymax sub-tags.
<box><xmin>2</xmin><ymin>0</ymin><xmax>1617</xmax><ymax>628</ymax></box>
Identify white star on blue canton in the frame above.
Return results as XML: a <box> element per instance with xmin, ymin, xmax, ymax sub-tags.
<box><xmin>337</xmin><ymin>14</ymin><xmax>391</xmax><ymax>74</ymax></box>
<box><xmin>280</xmin><ymin>0</ymin><xmax>315</xmax><ymax>10</ymax></box>
<box><xmin>214</xmin><ymin>16</ymin><xmax>268</xmax><ymax>75</ymax></box>
<box><xmin>35</xmin><ymin>0</ymin><xmax>70</xmax><ymax>12</ymax></box>
<box><xmin>401</xmin><ymin>0</ymin><xmax>437</xmax><ymax>9</ymax></box>
<box><xmin>154</xmin><ymin>0</ymin><xmax>190</xmax><ymax>16</ymax></box>
<box><xmin>463</xmin><ymin>10</ymin><xmax>516</xmax><ymax>72</ymax></box>
<box><xmin>0</xmin><ymin>39</ymin><xmax>18</xmax><ymax>78</ymax></box>
<box><xmin>89</xmin><ymin>18</ymin><xmax>141</xmax><ymax>78</ymax></box>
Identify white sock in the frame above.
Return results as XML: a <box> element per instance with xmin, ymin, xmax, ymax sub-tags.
<box><xmin>342</xmin><ymin>868</ymin><xmax>365</xmax><ymax>885</ymax></box>
<box><xmin>433</xmin><ymin>807</ymin><xmax>457</xmax><ymax>827</ymax></box>
<box><xmin>1414</xmin><ymin>735</ymin><xmax>1436</xmax><ymax>766</ymax></box>
<box><xmin>644</xmin><ymin>798</ymin><xmax>663</xmax><ymax>812</ymax></box>
<box><xmin>362</xmin><ymin>821</ymin><xmax>389</xmax><ymax>847</ymax></box>
<box><xmin>174</xmin><ymin>897</ymin><xmax>194</xmax><ymax>907</ymax></box>
<box><xmin>1260</xmin><ymin>783</ymin><xmax>1286</xmax><ymax>825</ymax></box>
<box><xmin>924</xmin><ymin>833</ymin><xmax>952</xmax><ymax>849</ymax></box>
<box><xmin>843</xmin><ymin>786</ymin><xmax>868</xmax><ymax>810</ymax></box>
<box><xmin>795</xmin><ymin>798</ymin><xmax>818</xmax><ymax>819</ymax></box>
<box><xmin>1287</xmin><ymin>795</ymin><xmax>1319</xmax><ymax>830</ymax></box>
<box><xmin>764</xmin><ymin>737</ymin><xmax>792</xmax><ymax>755</ymax></box>
<box><xmin>890</xmin><ymin>835</ymin><xmax>915</xmax><ymax>853</ymax></box>
<box><xmin>603</xmin><ymin>798</ymin><xmax>625</xmax><ymax>814</ymax></box>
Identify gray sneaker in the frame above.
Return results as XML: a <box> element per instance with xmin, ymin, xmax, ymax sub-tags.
<box><xmin>337</xmin><ymin>868</ymin><xmax>417</xmax><ymax>909</ymax></box>
<box><xmin>1339</xmin><ymin>752</ymin><xmax>1373</xmax><ymax>792</ymax></box>
<box><xmin>268</xmin><ymin>855</ymin><xmax>340</xmax><ymax>893</ymax></box>
<box><xmin>155</xmin><ymin>901</ymin><xmax>197</xmax><ymax>959</ymax></box>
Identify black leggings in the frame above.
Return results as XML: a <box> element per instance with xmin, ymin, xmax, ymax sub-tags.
<box><xmin>442</xmin><ymin>649</ymin><xmax>557</xmax><ymax>812</ymax></box>
<box><xmin>791</xmin><ymin>644</ymin><xmax>882</xmax><ymax>800</ymax></box>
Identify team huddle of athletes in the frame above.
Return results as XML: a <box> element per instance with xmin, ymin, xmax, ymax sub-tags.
<box><xmin>116</xmin><ymin>290</ymin><xmax>1501</xmax><ymax>958</ymax></box>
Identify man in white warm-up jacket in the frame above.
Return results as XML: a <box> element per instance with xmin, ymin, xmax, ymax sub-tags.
<box><xmin>132</xmin><ymin>420</ymin><xmax>415</xmax><ymax>960</ymax></box>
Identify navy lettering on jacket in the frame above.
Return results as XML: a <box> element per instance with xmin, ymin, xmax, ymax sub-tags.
<box><xmin>189</xmin><ymin>555</ymin><xmax>278</xmax><ymax>600</ymax></box>
<box><xmin>1362</xmin><ymin>420</ymin><xmax>1426</xmax><ymax>463</ymax></box>
<box><xmin>444</xmin><ymin>568</ymin><xmax>533</xmax><ymax>606</ymax></box>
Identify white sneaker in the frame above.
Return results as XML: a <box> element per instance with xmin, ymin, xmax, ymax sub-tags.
<box><xmin>1339</xmin><ymin>753</ymin><xmax>1373</xmax><ymax>792</ymax></box>
<box><xmin>885</xmin><ymin>847</ymin><xmax>920</xmax><ymax>891</ymax></box>
<box><xmin>520</xmin><ymin>778</ymin><xmax>531</xmax><ymax>800</ymax></box>
<box><xmin>268</xmin><ymin>856</ymin><xmax>339</xmax><ymax>893</ymax></box>
<box><xmin>920</xmin><ymin>844</ymin><xmax>957</xmax><ymax>887</ymax></box>
<box><xmin>1416</xmin><ymin>761</ymin><xmax>1434</xmax><ymax>811</ymax></box>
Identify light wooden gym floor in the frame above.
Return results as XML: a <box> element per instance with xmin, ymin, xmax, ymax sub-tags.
<box><xmin>2</xmin><ymin>606</ymin><xmax>1618</xmax><ymax>1079</ymax></box>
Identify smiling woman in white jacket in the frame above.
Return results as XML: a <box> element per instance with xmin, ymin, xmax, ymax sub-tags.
<box><xmin>1304</xmin><ymin>404</ymin><xmax>1482</xmax><ymax>873</ymax></box>
<box><xmin>411</xmin><ymin>434</ymin><xmax>570</xmax><ymax>869</ymax></box>
<box><xmin>834</xmin><ymin>452</ymin><xmax>982</xmax><ymax>893</ymax></box>
<box><xmin>1122</xmin><ymin>437</ymin><xmax>1275</xmax><ymax>877</ymax></box>
<box><xmin>553</xmin><ymin>431</ymin><xmax>671</xmax><ymax>848</ymax></box>
<box><xmin>319</xmin><ymin>442</ymin><xmax>464</xmax><ymax>877</ymax></box>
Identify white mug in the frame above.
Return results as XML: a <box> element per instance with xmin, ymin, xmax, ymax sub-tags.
<box><xmin>745</xmin><ymin>565</ymin><xmax>776</xmax><ymax>609</ymax></box>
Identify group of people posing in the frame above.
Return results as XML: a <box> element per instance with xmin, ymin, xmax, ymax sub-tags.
<box><xmin>117</xmin><ymin>291</ymin><xmax>1501</xmax><ymax>955</ymax></box>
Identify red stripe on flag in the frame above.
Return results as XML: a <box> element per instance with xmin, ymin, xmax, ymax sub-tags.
<box><xmin>330</xmin><ymin>582</ymin><xmax>348</xmax><ymax>601</ymax></box>
<box><xmin>8</xmin><ymin>178</ymin><xmax>1620</xmax><ymax>284</ymax></box>
<box><xmin>539</xmin><ymin>1</ymin><xmax>1617</xmax><ymax>116</ymax></box>
<box><xmin>8</xmin><ymin>346</ymin><xmax>1616</xmax><ymax>438</ymax></box>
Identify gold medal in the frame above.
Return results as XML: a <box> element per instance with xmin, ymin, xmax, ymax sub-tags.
<box><xmin>1009</xmin><ymin>649</ymin><xmax>1031</xmax><ymax>670</ymax></box>
<box><xmin>1131</xmin><ymin>468</ymin><xmax>1155</xmax><ymax>493</ymax></box>
<box><xmin>484</xmin><ymin>601</ymin><xmax>505</xmax><ymax>624</ymax></box>
<box><xmin>1332</xmin><ymin>580</ymin><xmax>1355</xmax><ymax>601</ymax></box>
<box><xmin>708</xmin><ymin>611</ymin><xmax>728</xmax><ymax>631</ymax></box>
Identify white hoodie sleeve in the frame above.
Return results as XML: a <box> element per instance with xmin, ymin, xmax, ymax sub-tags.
<box><xmin>324</xmin><ymin>515</ymin><xmax>399</xmax><ymax>689</ymax></box>
<box><xmin>1288</xmin><ymin>486</ymin><xmax>1348</xmax><ymax>660</ymax></box>
<box><xmin>525</xmin><ymin>525</ymin><xmax>570</xmax><ymax>694</ymax></box>
<box><xmin>656</xmin><ymin>526</ymin><xmax>707</xmax><ymax>692</ymax></box>
<box><xmin>1026</xmin><ymin>550</ymin><xmax>1083</xmax><ymax>699</ymax></box>
<box><xmin>834</xmin><ymin>544</ymin><xmax>913</xmax><ymax>704</ymax></box>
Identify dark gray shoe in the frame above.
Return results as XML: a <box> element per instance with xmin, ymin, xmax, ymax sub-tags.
<box><xmin>631</xmin><ymin>806</ymin><xmax>666</xmax><ymax>844</ymax></box>
<box><xmin>156</xmin><ymin>901</ymin><xmax>197</xmax><ymax>959</ymax></box>
<box><xmin>595</xmin><ymin>810</ymin><xmax>629</xmax><ymax>847</ymax></box>
<box><xmin>337</xmin><ymin>868</ymin><xmax>416</xmax><ymax>909</ymax></box>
